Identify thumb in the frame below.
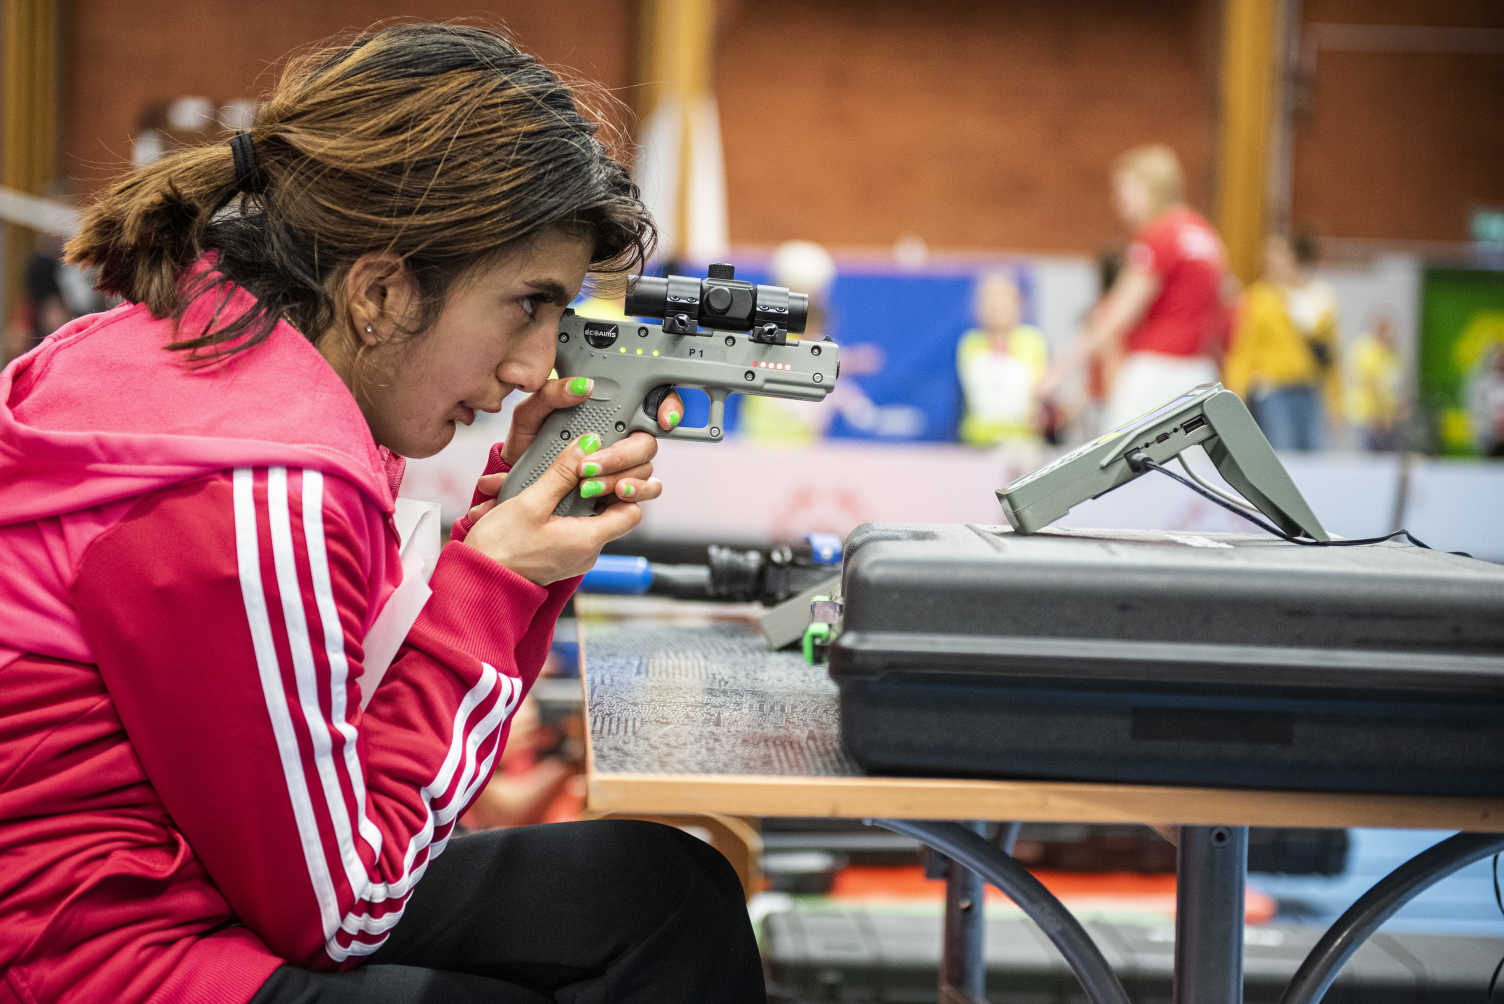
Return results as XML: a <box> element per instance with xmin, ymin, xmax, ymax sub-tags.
<box><xmin>521</xmin><ymin>432</ymin><xmax>600</xmax><ymax>515</ymax></box>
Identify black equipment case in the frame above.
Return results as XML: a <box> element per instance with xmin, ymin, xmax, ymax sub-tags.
<box><xmin>827</xmin><ymin>524</ymin><xmax>1504</xmax><ymax>796</ymax></box>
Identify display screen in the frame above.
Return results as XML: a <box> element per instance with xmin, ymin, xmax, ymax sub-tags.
<box><xmin>1004</xmin><ymin>383</ymin><xmax>1219</xmax><ymax>490</ymax></box>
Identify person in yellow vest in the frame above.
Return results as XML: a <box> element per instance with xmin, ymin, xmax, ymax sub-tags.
<box><xmin>1344</xmin><ymin>315</ymin><xmax>1404</xmax><ymax>451</ymax></box>
<box><xmin>957</xmin><ymin>272</ymin><xmax>1048</xmax><ymax>445</ymax></box>
<box><xmin>1223</xmin><ymin>232</ymin><xmax>1339</xmax><ymax>450</ymax></box>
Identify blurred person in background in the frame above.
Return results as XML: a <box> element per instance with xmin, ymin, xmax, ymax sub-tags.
<box><xmin>1344</xmin><ymin>314</ymin><xmax>1405</xmax><ymax>452</ymax></box>
<box><xmin>1223</xmin><ymin>232</ymin><xmax>1339</xmax><ymax>450</ymax></box>
<box><xmin>956</xmin><ymin>271</ymin><xmax>1048</xmax><ymax>445</ymax></box>
<box><xmin>0</xmin><ymin>23</ymin><xmax>760</xmax><ymax>1004</ymax></box>
<box><xmin>2</xmin><ymin>243</ymin><xmax>72</xmax><ymax>362</ymax></box>
<box><xmin>2</xmin><ymin>211</ymin><xmax>108</xmax><ymax>364</ymax></box>
<box><xmin>1040</xmin><ymin>144</ymin><xmax>1229</xmax><ymax>430</ymax></box>
<box><xmin>1467</xmin><ymin>344</ymin><xmax>1504</xmax><ymax>457</ymax></box>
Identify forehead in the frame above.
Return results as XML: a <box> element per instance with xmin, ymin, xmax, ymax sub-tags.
<box><xmin>470</xmin><ymin>228</ymin><xmax>594</xmax><ymax>289</ymax></box>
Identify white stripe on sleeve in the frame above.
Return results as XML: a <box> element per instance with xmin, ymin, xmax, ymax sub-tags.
<box><xmin>233</xmin><ymin>467</ymin><xmax>343</xmax><ymax>943</ymax></box>
<box><xmin>240</xmin><ymin>466</ymin><xmax>526</xmax><ymax>961</ymax></box>
<box><xmin>267</xmin><ymin>467</ymin><xmax>377</xmax><ymax>946</ymax></box>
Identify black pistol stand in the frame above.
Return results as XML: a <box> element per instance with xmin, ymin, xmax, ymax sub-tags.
<box><xmin>996</xmin><ymin>383</ymin><xmax>1328</xmax><ymax>541</ymax></box>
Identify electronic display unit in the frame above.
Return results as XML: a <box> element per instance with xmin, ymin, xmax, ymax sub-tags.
<box><xmin>996</xmin><ymin>383</ymin><xmax>1328</xmax><ymax>540</ymax></box>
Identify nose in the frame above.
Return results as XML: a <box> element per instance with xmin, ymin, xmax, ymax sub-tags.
<box><xmin>498</xmin><ymin>323</ymin><xmax>558</xmax><ymax>394</ymax></box>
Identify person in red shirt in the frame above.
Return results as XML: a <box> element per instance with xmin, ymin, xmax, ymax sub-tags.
<box><xmin>0</xmin><ymin>24</ymin><xmax>761</xmax><ymax>1004</ymax></box>
<box><xmin>1042</xmin><ymin>144</ymin><xmax>1231</xmax><ymax>431</ymax></box>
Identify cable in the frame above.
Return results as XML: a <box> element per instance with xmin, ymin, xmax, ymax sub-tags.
<box><xmin>1174</xmin><ymin>454</ymin><xmax>1263</xmax><ymax>514</ymax></box>
<box><xmin>1490</xmin><ymin>854</ymin><xmax>1503</xmax><ymax>1001</ymax></box>
<box><xmin>1124</xmin><ymin>451</ymin><xmax>1469</xmax><ymax>556</ymax></box>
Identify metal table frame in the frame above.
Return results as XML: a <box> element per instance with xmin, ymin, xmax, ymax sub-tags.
<box><xmin>874</xmin><ymin>819</ymin><xmax>1504</xmax><ymax>1004</ymax></box>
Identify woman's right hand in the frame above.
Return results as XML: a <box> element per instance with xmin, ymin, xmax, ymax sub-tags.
<box><xmin>458</xmin><ymin>430</ymin><xmax>664</xmax><ymax>586</ymax></box>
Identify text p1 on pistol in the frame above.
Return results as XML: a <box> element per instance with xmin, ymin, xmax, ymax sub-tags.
<box><xmin>496</xmin><ymin>263</ymin><xmax>841</xmax><ymax>516</ymax></box>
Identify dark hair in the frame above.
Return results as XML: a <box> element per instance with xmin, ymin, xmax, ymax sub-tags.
<box><xmin>1291</xmin><ymin>230</ymin><xmax>1319</xmax><ymax>267</ymax></box>
<box><xmin>66</xmin><ymin>22</ymin><xmax>656</xmax><ymax>357</ymax></box>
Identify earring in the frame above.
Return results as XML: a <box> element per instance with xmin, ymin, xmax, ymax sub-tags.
<box><xmin>364</xmin><ymin>325</ymin><xmax>373</xmax><ymax>334</ymax></box>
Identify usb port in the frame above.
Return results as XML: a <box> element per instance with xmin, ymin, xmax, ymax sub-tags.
<box><xmin>1182</xmin><ymin>414</ymin><xmax>1208</xmax><ymax>435</ymax></box>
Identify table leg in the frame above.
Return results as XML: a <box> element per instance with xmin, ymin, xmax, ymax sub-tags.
<box><xmin>940</xmin><ymin>821</ymin><xmax>987</xmax><ymax>1002</ymax></box>
<box><xmin>1278</xmin><ymin>832</ymin><xmax>1504</xmax><ymax>1004</ymax></box>
<box><xmin>871</xmin><ymin>818</ymin><xmax>1132</xmax><ymax>1004</ymax></box>
<box><xmin>1173</xmin><ymin>825</ymin><xmax>1248</xmax><ymax>1004</ymax></box>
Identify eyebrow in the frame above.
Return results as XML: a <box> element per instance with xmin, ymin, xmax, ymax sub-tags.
<box><xmin>524</xmin><ymin>279</ymin><xmax>572</xmax><ymax>305</ymax></box>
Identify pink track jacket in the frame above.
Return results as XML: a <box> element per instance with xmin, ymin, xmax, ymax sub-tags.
<box><xmin>0</xmin><ymin>280</ymin><xmax>574</xmax><ymax>1002</ymax></box>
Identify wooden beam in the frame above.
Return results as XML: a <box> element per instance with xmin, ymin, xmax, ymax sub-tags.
<box><xmin>1217</xmin><ymin>0</ymin><xmax>1279</xmax><ymax>284</ymax></box>
<box><xmin>638</xmin><ymin>0</ymin><xmax>714</xmax><ymax>261</ymax></box>
<box><xmin>2</xmin><ymin>0</ymin><xmax>59</xmax><ymax>340</ymax></box>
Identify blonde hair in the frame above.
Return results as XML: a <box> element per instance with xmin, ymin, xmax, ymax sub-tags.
<box><xmin>1113</xmin><ymin>144</ymin><xmax>1184</xmax><ymax>218</ymax></box>
<box><xmin>67</xmin><ymin>23</ymin><xmax>655</xmax><ymax>357</ymax></box>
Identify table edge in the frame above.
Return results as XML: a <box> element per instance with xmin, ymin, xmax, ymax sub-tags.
<box><xmin>586</xmin><ymin>771</ymin><xmax>1504</xmax><ymax>831</ymax></box>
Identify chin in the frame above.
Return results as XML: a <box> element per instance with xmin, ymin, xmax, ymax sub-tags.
<box><xmin>399</xmin><ymin>424</ymin><xmax>457</xmax><ymax>460</ymax></box>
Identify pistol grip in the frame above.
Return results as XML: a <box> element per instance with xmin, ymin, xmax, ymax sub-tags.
<box><xmin>495</xmin><ymin>398</ymin><xmax>655</xmax><ymax>518</ymax></box>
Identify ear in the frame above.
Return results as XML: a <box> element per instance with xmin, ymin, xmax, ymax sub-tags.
<box><xmin>343</xmin><ymin>253</ymin><xmax>420</xmax><ymax>346</ymax></box>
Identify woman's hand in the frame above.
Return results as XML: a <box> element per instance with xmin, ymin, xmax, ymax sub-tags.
<box><xmin>460</xmin><ymin>378</ymin><xmax>683</xmax><ymax>585</ymax></box>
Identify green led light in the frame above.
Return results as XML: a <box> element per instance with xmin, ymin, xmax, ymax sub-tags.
<box><xmin>635</xmin><ymin>347</ymin><xmax>643</xmax><ymax>355</ymax></box>
<box><xmin>651</xmin><ymin>349</ymin><xmax>660</xmax><ymax>357</ymax></box>
<box><xmin>618</xmin><ymin>347</ymin><xmax>627</xmax><ymax>354</ymax></box>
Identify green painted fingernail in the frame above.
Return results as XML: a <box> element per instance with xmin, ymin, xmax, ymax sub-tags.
<box><xmin>578</xmin><ymin>433</ymin><xmax>601</xmax><ymax>454</ymax></box>
<box><xmin>581</xmin><ymin>461</ymin><xmax>602</xmax><ymax>477</ymax></box>
<box><xmin>580</xmin><ymin>479</ymin><xmax>606</xmax><ymax>499</ymax></box>
<box><xmin>621</xmin><ymin>483</ymin><xmax>635</xmax><ymax>497</ymax></box>
<box><xmin>666</xmin><ymin>411</ymin><xmax>680</xmax><ymax>428</ymax></box>
<box><xmin>568</xmin><ymin>376</ymin><xmax>591</xmax><ymax>396</ymax></box>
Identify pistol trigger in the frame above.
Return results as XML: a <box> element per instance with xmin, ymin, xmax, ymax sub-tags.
<box><xmin>642</xmin><ymin>385</ymin><xmax>674</xmax><ymax>423</ymax></box>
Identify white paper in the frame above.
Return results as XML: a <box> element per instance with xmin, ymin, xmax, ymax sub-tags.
<box><xmin>357</xmin><ymin>498</ymin><xmax>442</xmax><ymax>709</ymax></box>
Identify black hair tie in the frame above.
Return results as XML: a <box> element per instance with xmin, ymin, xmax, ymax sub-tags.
<box><xmin>229</xmin><ymin>131</ymin><xmax>267</xmax><ymax>194</ymax></box>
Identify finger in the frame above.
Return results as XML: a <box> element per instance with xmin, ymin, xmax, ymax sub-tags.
<box><xmin>578</xmin><ymin>497</ymin><xmax>644</xmax><ymax>545</ymax></box>
<box><xmin>475</xmin><ymin>472</ymin><xmax>506</xmax><ymax>499</ymax></box>
<box><xmin>467</xmin><ymin>498</ymin><xmax>498</xmax><ymax>522</ymax></box>
<box><xmin>657</xmin><ymin>390</ymin><xmax>684</xmax><ymax>431</ymax></box>
<box><xmin>511</xmin><ymin>376</ymin><xmax>594</xmax><ymax>437</ymax></box>
<box><xmin>578</xmin><ymin>455</ymin><xmax>654</xmax><ymax>484</ymax></box>
<box><xmin>521</xmin><ymin>432</ymin><xmax>600</xmax><ymax>515</ymax></box>
<box><xmin>612</xmin><ymin>476</ymin><xmax>663</xmax><ymax>502</ymax></box>
<box><xmin>578</xmin><ymin>430</ymin><xmax>657</xmax><ymax>477</ymax></box>
<box><xmin>576</xmin><ymin>461</ymin><xmax>654</xmax><ymax>503</ymax></box>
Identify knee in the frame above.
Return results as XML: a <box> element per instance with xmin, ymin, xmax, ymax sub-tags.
<box><xmin>664</xmin><ymin>824</ymin><xmax>747</xmax><ymax>905</ymax></box>
<box><xmin>607</xmin><ymin>821</ymin><xmax>747</xmax><ymax>914</ymax></box>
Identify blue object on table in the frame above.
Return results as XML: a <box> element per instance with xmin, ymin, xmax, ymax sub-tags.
<box><xmin>805</xmin><ymin>533</ymin><xmax>843</xmax><ymax>566</ymax></box>
<box><xmin>581</xmin><ymin>554</ymin><xmax>653</xmax><ymax>594</ymax></box>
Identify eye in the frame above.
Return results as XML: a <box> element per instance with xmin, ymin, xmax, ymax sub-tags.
<box><xmin>517</xmin><ymin>294</ymin><xmax>544</xmax><ymax>321</ymax></box>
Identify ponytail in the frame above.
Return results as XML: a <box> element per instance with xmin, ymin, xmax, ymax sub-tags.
<box><xmin>65</xmin><ymin>144</ymin><xmax>241</xmax><ymax>319</ymax></box>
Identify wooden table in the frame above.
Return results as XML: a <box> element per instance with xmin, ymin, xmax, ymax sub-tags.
<box><xmin>577</xmin><ymin>599</ymin><xmax>1504</xmax><ymax>1003</ymax></box>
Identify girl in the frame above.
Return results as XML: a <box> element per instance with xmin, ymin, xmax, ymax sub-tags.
<box><xmin>0</xmin><ymin>23</ymin><xmax>762</xmax><ymax>1003</ymax></box>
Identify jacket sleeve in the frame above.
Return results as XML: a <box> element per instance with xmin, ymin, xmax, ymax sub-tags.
<box><xmin>445</xmin><ymin>441</ymin><xmax>582</xmax><ymax>657</ymax></box>
<box><xmin>72</xmin><ymin>465</ymin><xmax>563</xmax><ymax>968</ymax></box>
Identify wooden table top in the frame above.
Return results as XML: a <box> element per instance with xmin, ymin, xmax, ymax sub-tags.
<box><xmin>578</xmin><ymin>600</ymin><xmax>1504</xmax><ymax>832</ymax></box>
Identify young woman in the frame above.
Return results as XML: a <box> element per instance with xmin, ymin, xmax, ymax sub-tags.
<box><xmin>0</xmin><ymin>24</ymin><xmax>762</xmax><ymax>1003</ymax></box>
<box><xmin>1041</xmin><ymin>144</ymin><xmax>1231</xmax><ymax>430</ymax></box>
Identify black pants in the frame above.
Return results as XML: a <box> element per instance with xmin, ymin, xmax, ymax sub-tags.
<box><xmin>249</xmin><ymin>820</ymin><xmax>765</xmax><ymax>1003</ymax></box>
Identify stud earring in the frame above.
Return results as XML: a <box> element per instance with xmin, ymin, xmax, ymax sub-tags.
<box><xmin>364</xmin><ymin>325</ymin><xmax>373</xmax><ymax>334</ymax></box>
